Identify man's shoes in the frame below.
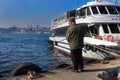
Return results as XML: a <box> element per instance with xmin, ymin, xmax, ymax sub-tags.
<box><xmin>77</xmin><ymin>69</ymin><xmax>84</xmax><ymax>72</ymax></box>
<box><xmin>72</xmin><ymin>69</ymin><xmax>84</xmax><ymax>73</ymax></box>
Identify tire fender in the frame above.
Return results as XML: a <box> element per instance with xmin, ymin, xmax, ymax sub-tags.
<box><xmin>11</xmin><ymin>62</ymin><xmax>41</xmax><ymax>76</ymax></box>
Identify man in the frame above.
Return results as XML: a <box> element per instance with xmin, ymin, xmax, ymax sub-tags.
<box><xmin>66</xmin><ymin>18</ymin><xmax>89</xmax><ymax>73</ymax></box>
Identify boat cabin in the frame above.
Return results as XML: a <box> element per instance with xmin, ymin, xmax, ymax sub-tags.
<box><xmin>75</xmin><ymin>0</ymin><xmax>120</xmax><ymax>43</ymax></box>
<box><xmin>51</xmin><ymin>10</ymin><xmax>76</xmax><ymax>37</ymax></box>
<box><xmin>51</xmin><ymin>0</ymin><xmax>120</xmax><ymax>44</ymax></box>
<box><xmin>76</xmin><ymin>0</ymin><xmax>120</xmax><ymax>17</ymax></box>
<box><xmin>51</xmin><ymin>10</ymin><xmax>76</xmax><ymax>29</ymax></box>
<box><xmin>49</xmin><ymin>0</ymin><xmax>120</xmax><ymax>61</ymax></box>
<box><xmin>89</xmin><ymin>23</ymin><xmax>120</xmax><ymax>43</ymax></box>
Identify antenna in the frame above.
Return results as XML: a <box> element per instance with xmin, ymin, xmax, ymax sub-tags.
<box><xmin>95</xmin><ymin>0</ymin><xmax>101</xmax><ymax>2</ymax></box>
<box><xmin>115</xmin><ymin>0</ymin><xmax>117</xmax><ymax>4</ymax></box>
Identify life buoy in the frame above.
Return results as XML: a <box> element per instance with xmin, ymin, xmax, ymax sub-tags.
<box><xmin>107</xmin><ymin>35</ymin><xmax>114</xmax><ymax>42</ymax></box>
<box><xmin>97</xmin><ymin>36</ymin><xmax>103</xmax><ymax>40</ymax></box>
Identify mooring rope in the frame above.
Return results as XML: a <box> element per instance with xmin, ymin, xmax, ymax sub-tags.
<box><xmin>87</xmin><ymin>44</ymin><xmax>120</xmax><ymax>58</ymax></box>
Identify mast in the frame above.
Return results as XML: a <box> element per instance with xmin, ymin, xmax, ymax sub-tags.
<box><xmin>95</xmin><ymin>0</ymin><xmax>101</xmax><ymax>2</ymax></box>
<box><xmin>115</xmin><ymin>0</ymin><xmax>117</xmax><ymax>4</ymax></box>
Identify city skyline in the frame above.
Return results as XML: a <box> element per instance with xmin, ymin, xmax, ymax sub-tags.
<box><xmin>0</xmin><ymin>24</ymin><xmax>50</xmax><ymax>34</ymax></box>
<box><xmin>0</xmin><ymin>0</ymin><xmax>119</xmax><ymax>28</ymax></box>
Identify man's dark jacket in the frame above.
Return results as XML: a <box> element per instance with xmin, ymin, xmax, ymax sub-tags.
<box><xmin>66</xmin><ymin>23</ymin><xmax>89</xmax><ymax>50</ymax></box>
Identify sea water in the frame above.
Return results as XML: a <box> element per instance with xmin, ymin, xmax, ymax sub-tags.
<box><xmin>0</xmin><ymin>33</ymin><xmax>55</xmax><ymax>76</ymax></box>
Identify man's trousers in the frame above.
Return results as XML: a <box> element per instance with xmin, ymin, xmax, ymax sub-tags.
<box><xmin>71</xmin><ymin>48</ymin><xmax>84</xmax><ymax>70</ymax></box>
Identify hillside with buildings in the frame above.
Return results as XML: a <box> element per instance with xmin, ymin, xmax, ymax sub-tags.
<box><xmin>0</xmin><ymin>25</ymin><xmax>50</xmax><ymax>34</ymax></box>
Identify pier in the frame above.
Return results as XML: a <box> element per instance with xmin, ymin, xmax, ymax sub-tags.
<box><xmin>1</xmin><ymin>58</ymin><xmax>120</xmax><ymax>80</ymax></box>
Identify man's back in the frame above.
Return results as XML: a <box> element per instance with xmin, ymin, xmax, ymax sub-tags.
<box><xmin>66</xmin><ymin>23</ymin><xmax>88</xmax><ymax>49</ymax></box>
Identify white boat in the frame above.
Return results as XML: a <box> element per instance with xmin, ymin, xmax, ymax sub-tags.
<box><xmin>49</xmin><ymin>0</ymin><xmax>120</xmax><ymax>61</ymax></box>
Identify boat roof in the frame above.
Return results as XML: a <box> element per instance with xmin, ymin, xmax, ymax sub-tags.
<box><xmin>77</xmin><ymin>0</ymin><xmax>119</xmax><ymax>10</ymax></box>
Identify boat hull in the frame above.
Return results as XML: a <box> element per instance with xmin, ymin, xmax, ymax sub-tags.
<box><xmin>49</xmin><ymin>37</ymin><xmax>115</xmax><ymax>61</ymax></box>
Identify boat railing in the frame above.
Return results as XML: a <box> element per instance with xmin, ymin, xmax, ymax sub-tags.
<box><xmin>58</xmin><ymin>19</ymin><xmax>67</xmax><ymax>25</ymax></box>
<box><xmin>52</xmin><ymin>17</ymin><xmax>76</xmax><ymax>29</ymax></box>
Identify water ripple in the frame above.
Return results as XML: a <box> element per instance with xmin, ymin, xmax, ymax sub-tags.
<box><xmin>0</xmin><ymin>34</ymin><xmax>54</xmax><ymax>76</ymax></box>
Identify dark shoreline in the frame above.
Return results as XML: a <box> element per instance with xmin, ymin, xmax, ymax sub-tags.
<box><xmin>1</xmin><ymin>58</ymin><xmax>120</xmax><ymax>80</ymax></box>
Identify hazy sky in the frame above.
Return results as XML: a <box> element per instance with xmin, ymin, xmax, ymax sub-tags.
<box><xmin>0</xmin><ymin>0</ymin><xmax>119</xmax><ymax>28</ymax></box>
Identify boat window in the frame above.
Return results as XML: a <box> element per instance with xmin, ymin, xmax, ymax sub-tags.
<box><xmin>67</xmin><ymin>10</ymin><xmax>76</xmax><ymax>18</ymax></box>
<box><xmin>89</xmin><ymin>25</ymin><xmax>99</xmax><ymax>35</ymax></box>
<box><xmin>91</xmin><ymin>6</ymin><xmax>99</xmax><ymax>14</ymax></box>
<box><xmin>118</xmin><ymin>24</ymin><xmax>120</xmax><ymax>29</ymax></box>
<box><xmin>102</xmin><ymin>24</ymin><xmax>109</xmax><ymax>33</ymax></box>
<box><xmin>108</xmin><ymin>24</ymin><xmax>120</xmax><ymax>33</ymax></box>
<box><xmin>54</xmin><ymin>27</ymin><xmax>68</xmax><ymax>36</ymax></box>
<box><xmin>77</xmin><ymin>8</ymin><xmax>86</xmax><ymax>17</ymax></box>
<box><xmin>87</xmin><ymin>7</ymin><xmax>91</xmax><ymax>15</ymax></box>
<box><xmin>116</xmin><ymin>6</ymin><xmax>120</xmax><ymax>14</ymax></box>
<box><xmin>81</xmin><ymin>8</ymin><xmax>86</xmax><ymax>17</ymax></box>
<box><xmin>98</xmin><ymin>6</ymin><xmax>108</xmax><ymax>14</ymax></box>
<box><xmin>58</xmin><ymin>15</ymin><xmax>66</xmax><ymax>21</ymax></box>
<box><xmin>51</xmin><ymin>30</ymin><xmax>55</xmax><ymax>37</ymax></box>
<box><xmin>76</xmin><ymin>10</ymin><xmax>81</xmax><ymax>17</ymax></box>
<box><xmin>107</xmin><ymin>6</ymin><xmax>118</xmax><ymax>14</ymax></box>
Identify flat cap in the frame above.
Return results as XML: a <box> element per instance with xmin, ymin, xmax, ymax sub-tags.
<box><xmin>69</xmin><ymin>18</ymin><xmax>75</xmax><ymax>23</ymax></box>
